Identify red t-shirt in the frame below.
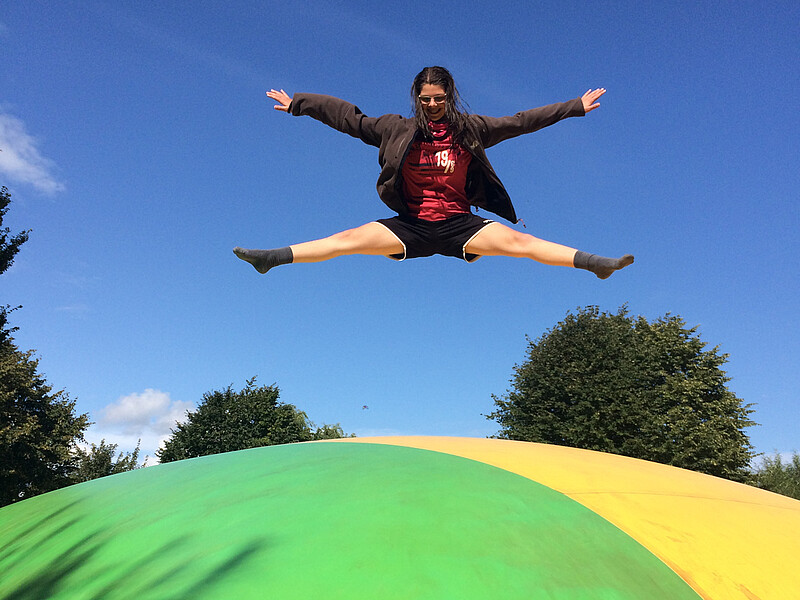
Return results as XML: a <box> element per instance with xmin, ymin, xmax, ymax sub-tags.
<box><xmin>401</xmin><ymin>121</ymin><xmax>472</xmax><ymax>221</ymax></box>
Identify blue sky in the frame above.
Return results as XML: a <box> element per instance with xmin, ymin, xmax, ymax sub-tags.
<box><xmin>2</xmin><ymin>1</ymin><xmax>797</xmax><ymax>464</ymax></box>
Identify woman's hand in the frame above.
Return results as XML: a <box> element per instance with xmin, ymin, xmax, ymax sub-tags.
<box><xmin>266</xmin><ymin>88</ymin><xmax>292</xmax><ymax>112</ymax></box>
<box><xmin>581</xmin><ymin>88</ymin><xmax>606</xmax><ymax>113</ymax></box>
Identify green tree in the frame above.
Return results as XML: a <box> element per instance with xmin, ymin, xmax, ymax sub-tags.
<box><xmin>488</xmin><ymin>306</ymin><xmax>756</xmax><ymax>482</ymax></box>
<box><xmin>0</xmin><ymin>185</ymin><xmax>91</xmax><ymax>506</ymax></box>
<box><xmin>0</xmin><ymin>340</ymin><xmax>91</xmax><ymax>505</ymax></box>
<box><xmin>749</xmin><ymin>452</ymin><xmax>800</xmax><ymax>500</ymax></box>
<box><xmin>0</xmin><ymin>186</ymin><xmax>29</xmax><ymax>278</ymax></box>
<box><xmin>1</xmin><ymin>186</ymin><xmax>31</xmax><ymax>342</ymax></box>
<box><xmin>72</xmin><ymin>439</ymin><xmax>142</xmax><ymax>483</ymax></box>
<box><xmin>157</xmin><ymin>378</ymin><xmax>350</xmax><ymax>463</ymax></box>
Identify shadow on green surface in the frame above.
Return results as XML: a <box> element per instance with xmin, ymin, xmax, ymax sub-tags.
<box><xmin>0</xmin><ymin>495</ymin><xmax>268</xmax><ymax>600</ymax></box>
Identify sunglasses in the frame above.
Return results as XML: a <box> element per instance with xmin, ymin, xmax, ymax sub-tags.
<box><xmin>418</xmin><ymin>94</ymin><xmax>447</xmax><ymax>105</ymax></box>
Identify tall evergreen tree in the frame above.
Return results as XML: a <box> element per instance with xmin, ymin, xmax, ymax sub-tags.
<box><xmin>0</xmin><ymin>186</ymin><xmax>29</xmax><ymax>277</ymax></box>
<box><xmin>0</xmin><ymin>185</ymin><xmax>90</xmax><ymax>506</ymax></box>
<box><xmin>0</xmin><ymin>340</ymin><xmax>90</xmax><ymax>505</ymax></box>
<box><xmin>0</xmin><ymin>186</ymin><xmax>30</xmax><ymax>342</ymax></box>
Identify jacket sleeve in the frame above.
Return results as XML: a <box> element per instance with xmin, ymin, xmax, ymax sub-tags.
<box><xmin>472</xmin><ymin>98</ymin><xmax>586</xmax><ymax>148</ymax></box>
<box><xmin>289</xmin><ymin>93</ymin><xmax>384</xmax><ymax>147</ymax></box>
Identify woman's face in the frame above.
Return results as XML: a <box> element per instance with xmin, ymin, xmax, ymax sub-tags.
<box><xmin>419</xmin><ymin>83</ymin><xmax>447</xmax><ymax>122</ymax></box>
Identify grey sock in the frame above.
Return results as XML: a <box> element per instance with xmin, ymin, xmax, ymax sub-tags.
<box><xmin>573</xmin><ymin>251</ymin><xmax>634</xmax><ymax>279</ymax></box>
<box><xmin>233</xmin><ymin>246</ymin><xmax>293</xmax><ymax>274</ymax></box>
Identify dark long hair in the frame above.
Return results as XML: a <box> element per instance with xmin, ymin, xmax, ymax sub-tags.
<box><xmin>411</xmin><ymin>66</ymin><xmax>474</xmax><ymax>147</ymax></box>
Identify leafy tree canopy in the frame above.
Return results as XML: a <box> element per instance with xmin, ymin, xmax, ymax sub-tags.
<box><xmin>72</xmin><ymin>439</ymin><xmax>142</xmax><ymax>484</ymax></box>
<box><xmin>749</xmin><ymin>452</ymin><xmax>800</xmax><ymax>500</ymax></box>
<box><xmin>488</xmin><ymin>306</ymin><xmax>757</xmax><ymax>482</ymax></box>
<box><xmin>0</xmin><ymin>339</ymin><xmax>90</xmax><ymax>506</ymax></box>
<box><xmin>157</xmin><ymin>378</ymin><xmax>350</xmax><ymax>463</ymax></box>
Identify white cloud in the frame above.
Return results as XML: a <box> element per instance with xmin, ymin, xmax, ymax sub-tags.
<box><xmin>86</xmin><ymin>389</ymin><xmax>194</xmax><ymax>464</ymax></box>
<box><xmin>0</xmin><ymin>112</ymin><xmax>65</xmax><ymax>194</ymax></box>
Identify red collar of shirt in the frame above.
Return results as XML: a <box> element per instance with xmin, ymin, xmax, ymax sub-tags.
<box><xmin>429</xmin><ymin>120</ymin><xmax>449</xmax><ymax>138</ymax></box>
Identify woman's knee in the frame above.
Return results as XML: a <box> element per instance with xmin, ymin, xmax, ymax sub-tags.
<box><xmin>327</xmin><ymin>227</ymin><xmax>358</xmax><ymax>244</ymax></box>
<box><xmin>505</xmin><ymin>230</ymin><xmax>536</xmax><ymax>252</ymax></box>
<box><xmin>329</xmin><ymin>224</ymin><xmax>376</xmax><ymax>247</ymax></box>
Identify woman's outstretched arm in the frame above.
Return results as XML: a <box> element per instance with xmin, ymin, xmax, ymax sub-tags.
<box><xmin>473</xmin><ymin>87</ymin><xmax>606</xmax><ymax>148</ymax></box>
<box><xmin>265</xmin><ymin>89</ymin><xmax>388</xmax><ymax>147</ymax></box>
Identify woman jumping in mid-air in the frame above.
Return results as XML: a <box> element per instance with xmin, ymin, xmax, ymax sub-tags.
<box><xmin>234</xmin><ymin>66</ymin><xmax>633</xmax><ymax>279</ymax></box>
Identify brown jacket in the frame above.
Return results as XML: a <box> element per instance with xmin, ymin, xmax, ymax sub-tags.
<box><xmin>289</xmin><ymin>93</ymin><xmax>585</xmax><ymax>224</ymax></box>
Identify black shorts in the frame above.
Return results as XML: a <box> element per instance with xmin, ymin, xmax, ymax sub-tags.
<box><xmin>375</xmin><ymin>213</ymin><xmax>495</xmax><ymax>263</ymax></box>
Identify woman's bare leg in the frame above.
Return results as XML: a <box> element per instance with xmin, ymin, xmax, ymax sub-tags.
<box><xmin>290</xmin><ymin>222</ymin><xmax>403</xmax><ymax>262</ymax></box>
<box><xmin>465</xmin><ymin>222</ymin><xmax>633</xmax><ymax>278</ymax></box>
<box><xmin>465</xmin><ymin>223</ymin><xmax>577</xmax><ymax>265</ymax></box>
<box><xmin>234</xmin><ymin>222</ymin><xmax>403</xmax><ymax>274</ymax></box>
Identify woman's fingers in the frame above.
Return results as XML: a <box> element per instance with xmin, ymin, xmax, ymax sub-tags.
<box><xmin>582</xmin><ymin>88</ymin><xmax>606</xmax><ymax>113</ymax></box>
<box><xmin>266</xmin><ymin>88</ymin><xmax>292</xmax><ymax>111</ymax></box>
